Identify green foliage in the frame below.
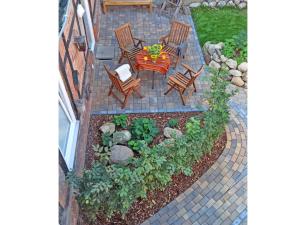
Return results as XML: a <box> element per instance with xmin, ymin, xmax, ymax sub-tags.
<box><xmin>93</xmin><ymin>144</ymin><xmax>111</xmax><ymax>165</ymax></box>
<box><xmin>167</xmin><ymin>118</ymin><xmax>179</xmax><ymax>128</ymax></box>
<box><xmin>67</xmin><ymin>65</ymin><xmax>234</xmax><ymax>220</ymax></box>
<box><xmin>191</xmin><ymin>6</ymin><xmax>247</xmax><ymax>45</ymax></box>
<box><xmin>128</xmin><ymin>140</ymin><xmax>147</xmax><ymax>152</ymax></box>
<box><xmin>113</xmin><ymin>114</ymin><xmax>128</xmax><ymax>128</ymax></box>
<box><xmin>223</xmin><ymin>30</ymin><xmax>247</xmax><ymax>64</ymax></box>
<box><xmin>130</xmin><ymin>118</ymin><xmax>159</xmax><ymax>144</ymax></box>
<box><xmin>101</xmin><ymin>132</ymin><xmax>112</xmax><ymax>147</ymax></box>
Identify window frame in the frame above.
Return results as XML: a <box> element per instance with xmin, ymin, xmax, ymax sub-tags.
<box><xmin>58</xmin><ymin>75</ymin><xmax>79</xmax><ymax>171</ymax></box>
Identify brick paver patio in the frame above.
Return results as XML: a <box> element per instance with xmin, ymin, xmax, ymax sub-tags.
<box><xmin>91</xmin><ymin>4</ymin><xmax>247</xmax><ymax>225</ymax></box>
<box><xmin>92</xmin><ymin>6</ymin><xmax>209</xmax><ymax>114</ymax></box>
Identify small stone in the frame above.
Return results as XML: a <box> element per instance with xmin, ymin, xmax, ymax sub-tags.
<box><xmin>231</xmin><ymin>76</ymin><xmax>245</xmax><ymax>87</ymax></box>
<box><xmin>189</xmin><ymin>2</ymin><xmax>201</xmax><ymax>8</ymax></box>
<box><xmin>209</xmin><ymin>60</ymin><xmax>221</xmax><ymax>70</ymax></box>
<box><xmin>238</xmin><ymin>2</ymin><xmax>247</xmax><ymax>8</ymax></box>
<box><xmin>244</xmin><ymin>82</ymin><xmax>248</xmax><ymax>89</ymax></box>
<box><xmin>220</xmin><ymin>55</ymin><xmax>228</xmax><ymax>63</ymax></box>
<box><xmin>100</xmin><ymin>122</ymin><xmax>115</xmax><ymax>135</ymax></box>
<box><xmin>110</xmin><ymin>145</ymin><xmax>134</xmax><ymax>165</ymax></box>
<box><xmin>229</xmin><ymin>69</ymin><xmax>242</xmax><ymax>77</ymax></box>
<box><xmin>217</xmin><ymin>0</ymin><xmax>226</xmax><ymax>7</ymax></box>
<box><xmin>112</xmin><ymin>130</ymin><xmax>131</xmax><ymax>144</ymax></box>
<box><xmin>225</xmin><ymin>59</ymin><xmax>238</xmax><ymax>69</ymax></box>
<box><xmin>238</xmin><ymin>62</ymin><xmax>248</xmax><ymax>73</ymax></box>
<box><xmin>216</xmin><ymin>42</ymin><xmax>225</xmax><ymax>49</ymax></box>
<box><xmin>227</xmin><ymin>1</ymin><xmax>235</xmax><ymax>6</ymax></box>
<box><xmin>164</xmin><ymin>127</ymin><xmax>183</xmax><ymax>139</ymax></box>
<box><xmin>234</xmin><ymin>0</ymin><xmax>240</xmax><ymax>5</ymax></box>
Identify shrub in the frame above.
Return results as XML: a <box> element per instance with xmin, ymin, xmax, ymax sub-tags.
<box><xmin>68</xmin><ymin>66</ymin><xmax>234</xmax><ymax>220</ymax></box>
<box><xmin>113</xmin><ymin>114</ymin><xmax>128</xmax><ymax>128</ymax></box>
<box><xmin>101</xmin><ymin>132</ymin><xmax>112</xmax><ymax>147</ymax></box>
<box><xmin>167</xmin><ymin>118</ymin><xmax>179</xmax><ymax>128</ymax></box>
<box><xmin>128</xmin><ymin>140</ymin><xmax>147</xmax><ymax>152</ymax></box>
<box><xmin>130</xmin><ymin>118</ymin><xmax>159</xmax><ymax>144</ymax></box>
<box><xmin>223</xmin><ymin>30</ymin><xmax>247</xmax><ymax>64</ymax></box>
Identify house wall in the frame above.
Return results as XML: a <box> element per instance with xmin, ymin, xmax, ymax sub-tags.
<box><xmin>59</xmin><ymin>0</ymin><xmax>100</xmax><ymax>225</ymax></box>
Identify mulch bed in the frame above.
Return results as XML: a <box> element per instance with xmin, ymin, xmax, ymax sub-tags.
<box><xmin>83</xmin><ymin>112</ymin><xmax>227</xmax><ymax>225</ymax></box>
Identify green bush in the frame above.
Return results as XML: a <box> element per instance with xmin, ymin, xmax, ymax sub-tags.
<box><xmin>128</xmin><ymin>140</ymin><xmax>147</xmax><ymax>152</ymax></box>
<box><xmin>130</xmin><ymin>118</ymin><xmax>159</xmax><ymax>144</ymax></box>
<box><xmin>167</xmin><ymin>118</ymin><xmax>179</xmax><ymax>128</ymax></box>
<box><xmin>113</xmin><ymin>114</ymin><xmax>128</xmax><ymax>128</ymax></box>
<box><xmin>223</xmin><ymin>30</ymin><xmax>247</xmax><ymax>64</ymax></box>
<box><xmin>68</xmin><ymin>66</ymin><xmax>234</xmax><ymax>221</ymax></box>
<box><xmin>101</xmin><ymin>132</ymin><xmax>112</xmax><ymax>147</ymax></box>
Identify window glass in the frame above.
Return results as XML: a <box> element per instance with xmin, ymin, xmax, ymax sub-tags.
<box><xmin>59</xmin><ymin>102</ymin><xmax>71</xmax><ymax>155</ymax></box>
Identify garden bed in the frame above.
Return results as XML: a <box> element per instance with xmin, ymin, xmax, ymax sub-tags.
<box><xmin>83</xmin><ymin>112</ymin><xmax>227</xmax><ymax>225</ymax></box>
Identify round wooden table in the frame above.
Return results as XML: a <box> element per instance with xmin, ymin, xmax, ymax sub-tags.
<box><xmin>135</xmin><ymin>50</ymin><xmax>171</xmax><ymax>89</ymax></box>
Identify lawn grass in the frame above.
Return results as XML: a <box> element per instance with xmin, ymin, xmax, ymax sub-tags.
<box><xmin>191</xmin><ymin>7</ymin><xmax>247</xmax><ymax>46</ymax></box>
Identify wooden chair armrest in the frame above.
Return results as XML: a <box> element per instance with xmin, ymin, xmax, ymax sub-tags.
<box><xmin>169</xmin><ymin>76</ymin><xmax>186</xmax><ymax>89</ymax></box>
<box><xmin>182</xmin><ymin>63</ymin><xmax>196</xmax><ymax>74</ymax></box>
<box><xmin>133</xmin><ymin>37</ymin><xmax>145</xmax><ymax>42</ymax></box>
<box><xmin>119</xmin><ymin>46</ymin><xmax>130</xmax><ymax>53</ymax></box>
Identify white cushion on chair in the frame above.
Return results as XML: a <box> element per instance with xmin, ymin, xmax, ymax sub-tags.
<box><xmin>115</xmin><ymin>64</ymin><xmax>132</xmax><ymax>82</ymax></box>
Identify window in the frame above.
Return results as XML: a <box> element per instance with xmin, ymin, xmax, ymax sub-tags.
<box><xmin>59</xmin><ymin>75</ymin><xmax>79</xmax><ymax>170</ymax></box>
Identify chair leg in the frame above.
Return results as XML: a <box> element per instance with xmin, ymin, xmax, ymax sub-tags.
<box><xmin>179</xmin><ymin>91</ymin><xmax>185</xmax><ymax>105</ymax></box>
<box><xmin>164</xmin><ymin>84</ymin><xmax>175</xmax><ymax>95</ymax></box>
<box><xmin>108</xmin><ymin>85</ymin><xmax>113</xmax><ymax>96</ymax></box>
<box><xmin>174</xmin><ymin>56</ymin><xmax>180</xmax><ymax>68</ymax></box>
<box><xmin>134</xmin><ymin>86</ymin><xmax>144</xmax><ymax>98</ymax></box>
<box><xmin>193</xmin><ymin>82</ymin><xmax>197</xmax><ymax>92</ymax></box>
<box><xmin>122</xmin><ymin>91</ymin><xmax>131</xmax><ymax>109</ymax></box>
<box><xmin>118</xmin><ymin>53</ymin><xmax>124</xmax><ymax>63</ymax></box>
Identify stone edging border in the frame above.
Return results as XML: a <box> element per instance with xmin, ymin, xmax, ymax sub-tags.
<box><xmin>188</xmin><ymin>0</ymin><xmax>247</xmax><ymax>9</ymax></box>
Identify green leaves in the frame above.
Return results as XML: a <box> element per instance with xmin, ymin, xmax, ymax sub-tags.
<box><xmin>130</xmin><ymin>118</ymin><xmax>159</xmax><ymax>144</ymax></box>
<box><xmin>223</xmin><ymin>30</ymin><xmax>247</xmax><ymax>64</ymax></box>
<box><xmin>167</xmin><ymin>118</ymin><xmax>179</xmax><ymax>128</ymax></box>
<box><xmin>113</xmin><ymin>114</ymin><xmax>128</xmax><ymax>128</ymax></box>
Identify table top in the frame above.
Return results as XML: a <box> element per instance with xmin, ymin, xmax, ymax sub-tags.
<box><xmin>135</xmin><ymin>50</ymin><xmax>171</xmax><ymax>75</ymax></box>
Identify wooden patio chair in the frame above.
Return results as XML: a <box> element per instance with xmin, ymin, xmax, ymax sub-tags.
<box><xmin>115</xmin><ymin>23</ymin><xmax>145</xmax><ymax>72</ymax></box>
<box><xmin>159</xmin><ymin>20</ymin><xmax>191</xmax><ymax>68</ymax></box>
<box><xmin>104</xmin><ymin>65</ymin><xmax>144</xmax><ymax>109</ymax></box>
<box><xmin>160</xmin><ymin>0</ymin><xmax>184</xmax><ymax>18</ymax></box>
<box><xmin>164</xmin><ymin>63</ymin><xmax>204</xmax><ymax>105</ymax></box>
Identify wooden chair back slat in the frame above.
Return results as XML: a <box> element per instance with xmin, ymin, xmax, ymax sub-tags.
<box><xmin>168</xmin><ymin>21</ymin><xmax>190</xmax><ymax>45</ymax></box>
<box><xmin>115</xmin><ymin>23</ymin><xmax>134</xmax><ymax>48</ymax></box>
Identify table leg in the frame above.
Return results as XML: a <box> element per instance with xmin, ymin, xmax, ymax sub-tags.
<box><xmin>152</xmin><ymin>71</ymin><xmax>155</xmax><ymax>89</ymax></box>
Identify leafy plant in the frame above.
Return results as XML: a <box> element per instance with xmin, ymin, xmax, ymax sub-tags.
<box><xmin>128</xmin><ymin>140</ymin><xmax>147</xmax><ymax>152</ymax></box>
<box><xmin>68</xmin><ymin>65</ymin><xmax>235</xmax><ymax>220</ymax></box>
<box><xmin>167</xmin><ymin>118</ymin><xmax>179</xmax><ymax>128</ymax></box>
<box><xmin>130</xmin><ymin>118</ymin><xmax>159</xmax><ymax>144</ymax></box>
<box><xmin>223</xmin><ymin>30</ymin><xmax>247</xmax><ymax>64</ymax></box>
<box><xmin>101</xmin><ymin>132</ymin><xmax>112</xmax><ymax>147</ymax></box>
<box><xmin>93</xmin><ymin>144</ymin><xmax>111</xmax><ymax>165</ymax></box>
<box><xmin>113</xmin><ymin>114</ymin><xmax>128</xmax><ymax>128</ymax></box>
<box><xmin>146</xmin><ymin>44</ymin><xmax>162</xmax><ymax>56</ymax></box>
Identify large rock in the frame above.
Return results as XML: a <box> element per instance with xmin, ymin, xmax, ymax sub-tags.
<box><xmin>238</xmin><ymin>2</ymin><xmax>247</xmax><ymax>8</ymax></box>
<box><xmin>212</xmin><ymin>52</ymin><xmax>221</xmax><ymax>63</ymax></box>
<box><xmin>234</xmin><ymin>0</ymin><xmax>240</xmax><ymax>5</ymax></box>
<box><xmin>225</xmin><ymin>59</ymin><xmax>238</xmax><ymax>69</ymax></box>
<box><xmin>113</xmin><ymin>130</ymin><xmax>131</xmax><ymax>144</ymax></box>
<box><xmin>202</xmin><ymin>2</ymin><xmax>209</xmax><ymax>7</ymax></box>
<box><xmin>164</xmin><ymin>127</ymin><xmax>183</xmax><ymax>139</ymax></box>
<box><xmin>189</xmin><ymin>2</ymin><xmax>201</xmax><ymax>8</ymax></box>
<box><xmin>229</xmin><ymin>69</ymin><xmax>242</xmax><ymax>77</ymax></box>
<box><xmin>238</xmin><ymin>62</ymin><xmax>248</xmax><ymax>73</ymax></box>
<box><xmin>209</xmin><ymin>60</ymin><xmax>221</xmax><ymax>70</ymax></box>
<box><xmin>227</xmin><ymin>1</ymin><xmax>235</xmax><ymax>6</ymax></box>
<box><xmin>231</xmin><ymin>76</ymin><xmax>245</xmax><ymax>87</ymax></box>
<box><xmin>242</xmin><ymin>72</ymin><xmax>247</xmax><ymax>82</ymax></box>
<box><xmin>110</xmin><ymin>145</ymin><xmax>134</xmax><ymax>165</ymax></box>
<box><xmin>204</xmin><ymin>42</ymin><xmax>224</xmax><ymax>56</ymax></box>
<box><xmin>220</xmin><ymin>55</ymin><xmax>228</xmax><ymax>63</ymax></box>
<box><xmin>217</xmin><ymin>0</ymin><xmax>226</xmax><ymax>7</ymax></box>
<box><xmin>100</xmin><ymin>122</ymin><xmax>115</xmax><ymax>135</ymax></box>
<box><xmin>209</xmin><ymin>2</ymin><xmax>217</xmax><ymax>7</ymax></box>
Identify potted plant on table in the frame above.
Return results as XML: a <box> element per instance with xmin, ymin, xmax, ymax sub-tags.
<box><xmin>144</xmin><ymin>44</ymin><xmax>163</xmax><ymax>62</ymax></box>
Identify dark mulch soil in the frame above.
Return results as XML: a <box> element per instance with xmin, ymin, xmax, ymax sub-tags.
<box><xmin>83</xmin><ymin>112</ymin><xmax>227</xmax><ymax>225</ymax></box>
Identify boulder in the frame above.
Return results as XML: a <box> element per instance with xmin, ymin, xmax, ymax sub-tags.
<box><xmin>100</xmin><ymin>122</ymin><xmax>115</xmax><ymax>135</ymax></box>
<box><xmin>244</xmin><ymin>83</ymin><xmax>248</xmax><ymax>89</ymax></box>
<box><xmin>113</xmin><ymin>130</ymin><xmax>131</xmax><ymax>144</ymax></box>
<box><xmin>238</xmin><ymin>62</ymin><xmax>248</xmax><ymax>73</ymax></box>
<box><xmin>209</xmin><ymin>2</ymin><xmax>217</xmax><ymax>7</ymax></box>
<box><xmin>234</xmin><ymin>0</ymin><xmax>240</xmax><ymax>5</ymax></box>
<box><xmin>229</xmin><ymin>69</ymin><xmax>242</xmax><ymax>77</ymax></box>
<box><xmin>212</xmin><ymin>52</ymin><xmax>221</xmax><ymax>63</ymax></box>
<box><xmin>110</xmin><ymin>145</ymin><xmax>134</xmax><ymax>165</ymax></box>
<box><xmin>189</xmin><ymin>2</ymin><xmax>201</xmax><ymax>8</ymax></box>
<box><xmin>231</xmin><ymin>76</ymin><xmax>245</xmax><ymax>87</ymax></box>
<box><xmin>205</xmin><ymin>42</ymin><xmax>224</xmax><ymax>56</ymax></box>
<box><xmin>225</xmin><ymin>59</ymin><xmax>238</xmax><ymax>69</ymax></box>
<box><xmin>218</xmin><ymin>0</ymin><xmax>226</xmax><ymax>7</ymax></box>
<box><xmin>220</xmin><ymin>55</ymin><xmax>228</xmax><ymax>63</ymax></box>
<box><xmin>202</xmin><ymin>2</ymin><xmax>209</xmax><ymax>7</ymax></box>
<box><xmin>238</xmin><ymin>2</ymin><xmax>247</xmax><ymax>8</ymax></box>
<box><xmin>164</xmin><ymin>127</ymin><xmax>183</xmax><ymax>139</ymax></box>
<box><xmin>227</xmin><ymin>1</ymin><xmax>235</xmax><ymax>6</ymax></box>
<box><xmin>209</xmin><ymin>60</ymin><xmax>221</xmax><ymax>70</ymax></box>
<box><xmin>242</xmin><ymin>72</ymin><xmax>247</xmax><ymax>82</ymax></box>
